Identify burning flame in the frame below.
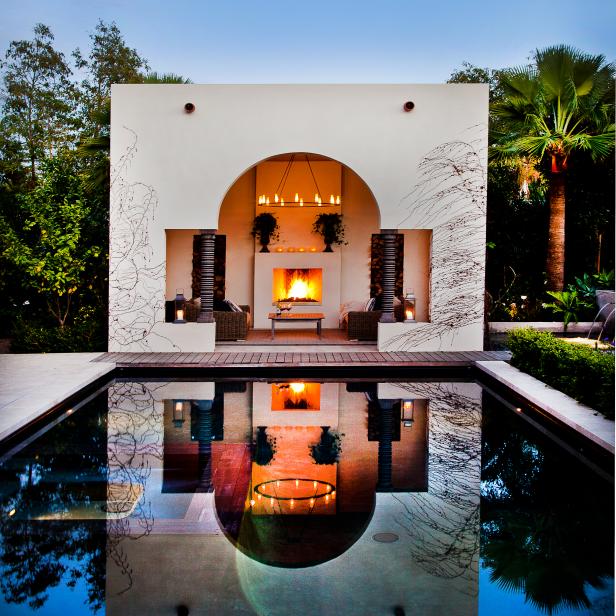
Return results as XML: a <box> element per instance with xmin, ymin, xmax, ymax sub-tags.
<box><xmin>289</xmin><ymin>382</ymin><xmax>305</xmax><ymax>394</ymax></box>
<box><xmin>277</xmin><ymin>270</ymin><xmax>319</xmax><ymax>301</ymax></box>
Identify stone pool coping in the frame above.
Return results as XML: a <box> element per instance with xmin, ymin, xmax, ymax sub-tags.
<box><xmin>476</xmin><ymin>360</ymin><xmax>614</xmax><ymax>454</ymax></box>
<box><xmin>0</xmin><ymin>353</ymin><xmax>612</xmax><ymax>457</ymax></box>
<box><xmin>0</xmin><ymin>353</ymin><xmax>115</xmax><ymax>442</ymax></box>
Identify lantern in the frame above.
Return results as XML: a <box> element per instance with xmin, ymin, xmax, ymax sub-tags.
<box><xmin>403</xmin><ymin>290</ymin><xmax>416</xmax><ymax>323</ymax></box>
<box><xmin>172</xmin><ymin>400</ymin><xmax>187</xmax><ymax>428</ymax></box>
<box><xmin>174</xmin><ymin>289</ymin><xmax>186</xmax><ymax>323</ymax></box>
<box><xmin>401</xmin><ymin>400</ymin><xmax>414</xmax><ymax>427</ymax></box>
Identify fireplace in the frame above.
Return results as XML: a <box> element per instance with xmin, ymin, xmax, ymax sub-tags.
<box><xmin>271</xmin><ymin>382</ymin><xmax>320</xmax><ymax>410</ymax></box>
<box><xmin>272</xmin><ymin>268</ymin><xmax>322</xmax><ymax>305</ymax></box>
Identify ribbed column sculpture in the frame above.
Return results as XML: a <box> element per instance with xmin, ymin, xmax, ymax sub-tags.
<box><xmin>197</xmin><ymin>229</ymin><xmax>216</xmax><ymax>323</ymax></box>
<box><xmin>196</xmin><ymin>400</ymin><xmax>213</xmax><ymax>492</ymax></box>
<box><xmin>376</xmin><ymin>399</ymin><xmax>395</xmax><ymax>491</ymax></box>
<box><xmin>379</xmin><ymin>229</ymin><xmax>397</xmax><ymax>323</ymax></box>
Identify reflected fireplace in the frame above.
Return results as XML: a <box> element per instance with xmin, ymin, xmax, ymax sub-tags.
<box><xmin>273</xmin><ymin>268</ymin><xmax>322</xmax><ymax>305</ymax></box>
<box><xmin>272</xmin><ymin>382</ymin><xmax>321</xmax><ymax>410</ymax></box>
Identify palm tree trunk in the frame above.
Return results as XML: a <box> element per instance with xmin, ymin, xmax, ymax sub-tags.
<box><xmin>546</xmin><ymin>172</ymin><xmax>566</xmax><ymax>291</ymax></box>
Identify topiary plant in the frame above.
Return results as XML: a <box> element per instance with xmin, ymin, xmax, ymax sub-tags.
<box><xmin>312</xmin><ymin>213</ymin><xmax>347</xmax><ymax>252</ymax></box>
<box><xmin>251</xmin><ymin>213</ymin><xmax>280</xmax><ymax>253</ymax></box>
<box><xmin>309</xmin><ymin>426</ymin><xmax>343</xmax><ymax>465</ymax></box>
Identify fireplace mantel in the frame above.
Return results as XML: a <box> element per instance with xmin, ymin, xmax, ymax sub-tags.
<box><xmin>254</xmin><ymin>252</ymin><xmax>342</xmax><ymax>329</ymax></box>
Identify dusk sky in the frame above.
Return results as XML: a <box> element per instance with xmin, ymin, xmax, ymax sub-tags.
<box><xmin>3</xmin><ymin>0</ymin><xmax>616</xmax><ymax>83</ymax></box>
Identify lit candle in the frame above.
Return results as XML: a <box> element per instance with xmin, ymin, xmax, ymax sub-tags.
<box><xmin>176</xmin><ymin>309</ymin><xmax>184</xmax><ymax>321</ymax></box>
<box><xmin>310</xmin><ymin>498</ymin><xmax>315</xmax><ymax>506</ymax></box>
<box><xmin>332</xmin><ymin>490</ymin><xmax>336</xmax><ymax>499</ymax></box>
<box><xmin>405</xmin><ymin>309</ymin><xmax>414</xmax><ymax>320</ymax></box>
<box><xmin>275</xmin><ymin>193</ymin><xmax>279</xmax><ymax>202</ymax></box>
<box><xmin>330</xmin><ymin>195</ymin><xmax>335</xmax><ymax>204</ymax></box>
<box><xmin>250</xmin><ymin>499</ymin><xmax>255</xmax><ymax>507</ymax></box>
<box><xmin>295</xmin><ymin>479</ymin><xmax>299</xmax><ymax>487</ymax></box>
<box><xmin>313</xmin><ymin>481</ymin><xmax>317</xmax><ymax>488</ymax></box>
<box><xmin>295</xmin><ymin>193</ymin><xmax>299</xmax><ymax>202</ymax></box>
<box><xmin>257</xmin><ymin>493</ymin><xmax>262</xmax><ymax>500</ymax></box>
<box><xmin>276</xmin><ymin>480</ymin><xmax>280</xmax><ymax>488</ymax></box>
<box><xmin>281</xmin><ymin>198</ymin><xmax>284</xmax><ymax>206</ymax></box>
<box><xmin>299</xmin><ymin>198</ymin><xmax>303</xmax><ymax>206</ymax></box>
<box><xmin>325</xmin><ymin>494</ymin><xmax>330</xmax><ymax>503</ymax></box>
<box><xmin>336</xmin><ymin>196</ymin><xmax>341</xmax><ymax>204</ymax></box>
<box><xmin>290</xmin><ymin>498</ymin><xmax>294</xmax><ymax>508</ymax></box>
<box><xmin>266</xmin><ymin>197</ymin><xmax>270</xmax><ymax>205</ymax></box>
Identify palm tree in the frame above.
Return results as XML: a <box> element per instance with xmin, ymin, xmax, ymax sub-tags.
<box><xmin>491</xmin><ymin>45</ymin><xmax>614</xmax><ymax>290</ymax></box>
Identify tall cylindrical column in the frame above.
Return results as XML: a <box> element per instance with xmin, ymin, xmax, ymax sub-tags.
<box><xmin>379</xmin><ymin>229</ymin><xmax>397</xmax><ymax>323</ymax></box>
<box><xmin>197</xmin><ymin>229</ymin><xmax>216</xmax><ymax>323</ymax></box>
<box><xmin>376</xmin><ymin>399</ymin><xmax>395</xmax><ymax>491</ymax></box>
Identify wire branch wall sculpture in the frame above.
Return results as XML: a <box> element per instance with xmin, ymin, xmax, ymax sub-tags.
<box><xmin>384</xmin><ymin>126</ymin><xmax>487</xmax><ymax>350</ymax></box>
<box><xmin>392</xmin><ymin>382</ymin><xmax>482</xmax><ymax>595</ymax></box>
<box><xmin>109</xmin><ymin>128</ymin><xmax>174</xmax><ymax>351</ymax></box>
<box><xmin>106</xmin><ymin>381</ymin><xmax>165</xmax><ymax>595</ymax></box>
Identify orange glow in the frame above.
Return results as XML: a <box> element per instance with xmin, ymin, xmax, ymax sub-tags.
<box><xmin>273</xmin><ymin>268</ymin><xmax>322</xmax><ymax>303</ymax></box>
<box><xmin>405</xmin><ymin>309</ymin><xmax>414</xmax><ymax>320</ymax></box>
<box><xmin>272</xmin><ymin>382</ymin><xmax>321</xmax><ymax>411</ymax></box>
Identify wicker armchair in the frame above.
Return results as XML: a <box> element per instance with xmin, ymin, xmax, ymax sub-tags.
<box><xmin>214</xmin><ymin>305</ymin><xmax>250</xmax><ymax>341</ymax></box>
<box><xmin>167</xmin><ymin>300</ymin><xmax>250</xmax><ymax>341</ymax></box>
<box><xmin>347</xmin><ymin>304</ymin><xmax>404</xmax><ymax>340</ymax></box>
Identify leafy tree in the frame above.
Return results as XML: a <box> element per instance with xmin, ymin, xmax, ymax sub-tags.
<box><xmin>491</xmin><ymin>45</ymin><xmax>615</xmax><ymax>291</ymax></box>
<box><xmin>0</xmin><ymin>153</ymin><xmax>100</xmax><ymax>328</ymax></box>
<box><xmin>447</xmin><ymin>61</ymin><xmax>504</xmax><ymax>102</ymax></box>
<box><xmin>0</xmin><ymin>23</ymin><xmax>78</xmax><ymax>184</ymax></box>
<box><xmin>73</xmin><ymin>20</ymin><xmax>148</xmax><ymax>133</ymax></box>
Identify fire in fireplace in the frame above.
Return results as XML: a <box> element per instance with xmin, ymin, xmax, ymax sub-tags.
<box><xmin>273</xmin><ymin>268</ymin><xmax>322</xmax><ymax>304</ymax></box>
<box><xmin>271</xmin><ymin>382</ymin><xmax>321</xmax><ymax>410</ymax></box>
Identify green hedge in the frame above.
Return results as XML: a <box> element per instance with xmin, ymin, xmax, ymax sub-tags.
<box><xmin>10</xmin><ymin>318</ymin><xmax>106</xmax><ymax>353</ymax></box>
<box><xmin>507</xmin><ymin>328</ymin><xmax>615</xmax><ymax>419</ymax></box>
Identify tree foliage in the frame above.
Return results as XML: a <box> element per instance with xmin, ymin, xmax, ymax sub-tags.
<box><xmin>1</xmin><ymin>23</ymin><xmax>78</xmax><ymax>184</ymax></box>
<box><xmin>0</xmin><ymin>154</ymin><xmax>100</xmax><ymax>327</ymax></box>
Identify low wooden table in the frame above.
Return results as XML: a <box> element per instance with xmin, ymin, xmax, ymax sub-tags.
<box><xmin>268</xmin><ymin>312</ymin><xmax>325</xmax><ymax>340</ymax></box>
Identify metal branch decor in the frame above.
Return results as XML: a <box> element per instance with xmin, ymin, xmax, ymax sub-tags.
<box><xmin>385</xmin><ymin>126</ymin><xmax>487</xmax><ymax>351</ymax></box>
<box><xmin>392</xmin><ymin>382</ymin><xmax>481</xmax><ymax>594</ymax></box>
<box><xmin>108</xmin><ymin>128</ymin><xmax>172</xmax><ymax>351</ymax></box>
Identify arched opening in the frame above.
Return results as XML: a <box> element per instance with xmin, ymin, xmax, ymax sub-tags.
<box><xmin>163</xmin><ymin>151</ymin><xmax>432</xmax><ymax>340</ymax></box>
<box><xmin>216</xmin><ymin>152</ymin><xmax>381</xmax><ymax>332</ymax></box>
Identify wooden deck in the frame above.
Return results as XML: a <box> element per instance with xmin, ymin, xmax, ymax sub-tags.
<box><xmin>93</xmin><ymin>350</ymin><xmax>511</xmax><ymax>369</ymax></box>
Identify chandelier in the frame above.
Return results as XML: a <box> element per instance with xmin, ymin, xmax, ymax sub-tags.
<box><xmin>257</xmin><ymin>153</ymin><xmax>341</xmax><ymax>208</ymax></box>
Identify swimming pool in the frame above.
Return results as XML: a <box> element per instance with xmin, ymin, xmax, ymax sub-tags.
<box><xmin>0</xmin><ymin>377</ymin><xmax>612</xmax><ymax>615</ymax></box>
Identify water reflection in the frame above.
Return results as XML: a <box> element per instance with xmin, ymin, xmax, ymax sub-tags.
<box><xmin>481</xmin><ymin>391</ymin><xmax>614</xmax><ymax>614</ymax></box>
<box><xmin>0</xmin><ymin>378</ymin><xmax>612</xmax><ymax>615</ymax></box>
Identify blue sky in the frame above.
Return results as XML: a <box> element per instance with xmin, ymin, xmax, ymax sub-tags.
<box><xmin>2</xmin><ymin>0</ymin><xmax>615</xmax><ymax>83</ymax></box>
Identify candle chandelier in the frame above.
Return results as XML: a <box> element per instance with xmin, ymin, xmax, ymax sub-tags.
<box><xmin>257</xmin><ymin>153</ymin><xmax>341</xmax><ymax>208</ymax></box>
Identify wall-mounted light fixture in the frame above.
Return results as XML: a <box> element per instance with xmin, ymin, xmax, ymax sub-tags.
<box><xmin>184</xmin><ymin>102</ymin><xmax>195</xmax><ymax>113</ymax></box>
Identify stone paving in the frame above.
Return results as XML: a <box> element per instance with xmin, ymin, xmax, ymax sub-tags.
<box><xmin>0</xmin><ymin>353</ymin><xmax>114</xmax><ymax>441</ymax></box>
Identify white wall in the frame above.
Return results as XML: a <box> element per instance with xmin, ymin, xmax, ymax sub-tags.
<box><xmin>110</xmin><ymin>84</ymin><xmax>488</xmax><ymax>351</ymax></box>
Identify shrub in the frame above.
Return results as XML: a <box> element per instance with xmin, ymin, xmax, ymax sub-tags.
<box><xmin>11</xmin><ymin>313</ymin><xmax>107</xmax><ymax>353</ymax></box>
<box><xmin>507</xmin><ymin>328</ymin><xmax>614</xmax><ymax>419</ymax></box>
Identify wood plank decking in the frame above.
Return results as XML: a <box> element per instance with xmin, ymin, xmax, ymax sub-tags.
<box><xmin>93</xmin><ymin>350</ymin><xmax>510</xmax><ymax>369</ymax></box>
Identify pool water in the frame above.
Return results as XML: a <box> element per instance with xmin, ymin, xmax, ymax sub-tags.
<box><xmin>0</xmin><ymin>378</ymin><xmax>612</xmax><ymax>615</ymax></box>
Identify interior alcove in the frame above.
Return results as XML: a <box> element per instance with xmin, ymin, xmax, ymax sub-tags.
<box><xmin>164</xmin><ymin>152</ymin><xmax>432</xmax><ymax>326</ymax></box>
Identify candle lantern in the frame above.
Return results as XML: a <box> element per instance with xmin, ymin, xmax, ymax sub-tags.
<box><xmin>403</xmin><ymin>290</ymin><xmax>416</xmax><ymax>323</ymax></box>
<box><xmin>401</xmin><ymin>399</ymin><xmax>415</xmax><ymax>427</ymax></box>
<box><xmin>173</xmin><ymin>400</ymin><xmax>187</xmax><ymax>428</ymax></box>
<box><xmin>174</xmin><ymin>289</ymin><xmax>186</xmax><ymax>323</ymax></box>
